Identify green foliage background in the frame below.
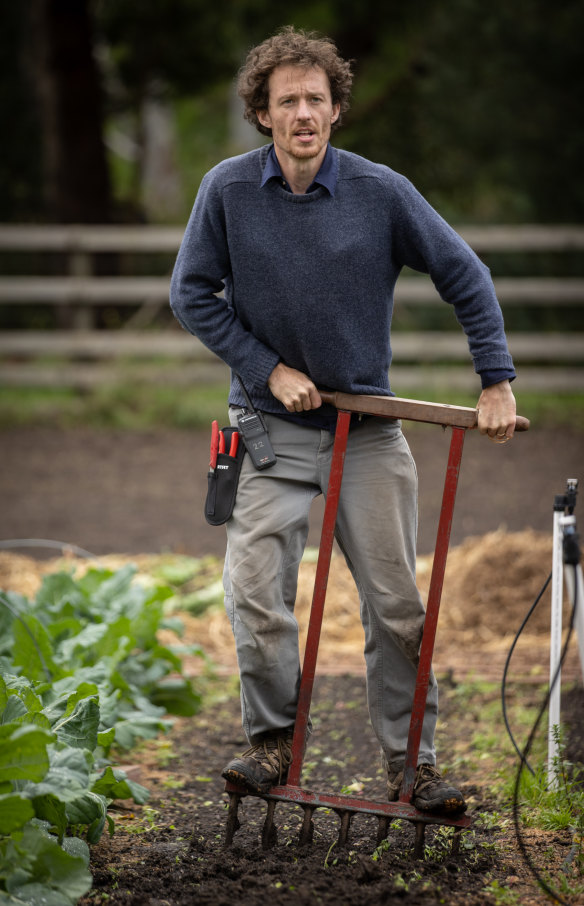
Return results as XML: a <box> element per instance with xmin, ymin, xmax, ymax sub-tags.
<box><xmin>1</xmin><ymin>0</ymin><xmax>583</xmax><ymax>224</ymax></box>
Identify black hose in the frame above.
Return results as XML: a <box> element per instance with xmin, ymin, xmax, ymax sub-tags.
<box><xmin>501</xmin><ymin>571</ymin><xmax>552</xmax><ymax>775</ymax></box>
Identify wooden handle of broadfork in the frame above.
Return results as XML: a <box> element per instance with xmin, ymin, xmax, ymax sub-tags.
<box><xmin>318</xmin><ymin>390</ymin><xmax>530</xmax><ymax>432</ymax></box>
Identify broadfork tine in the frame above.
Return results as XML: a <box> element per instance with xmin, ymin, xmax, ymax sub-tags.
<box><xmin>261</xmin><ymin>798</ymin><xmax>278</xmax><ymax>850</ymax></box>
<box><xmin>337</xmin><ymin>810</ymin><xmax>352</xmax><ymax>848</ymax></box>
<box><xmin>224</xmin><ymin>791</ymin><xmax>241</xmax><ymax>847</ymax></box>
<box><xmin>299</xmin><ymin>805</ymin><xmax>315</xmax><ymax>846</ymax></box>
<box><xmin>413</xmin><ymin>821</ymin><xmax>426</xmax><ymax>859</ymax></box>
<box><xmin>451</xmin><ymin>826</ymin><xmax>463</xmax><ymax>857</ymax></box>
<box><xmin>376</xmin><ymin>816</ymin><xmax>390</xmax><ymax>846</ymax></box>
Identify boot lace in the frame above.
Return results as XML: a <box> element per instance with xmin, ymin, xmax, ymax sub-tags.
<box><xmin>241</xmin><ymin>735</ymin><xmax>293</xmax><ymax>784</ymax></box>
<box><xmin>413</xmin><ymin>764</ymin><xmax>443</xmax><ymax>793</ymax></box>
<box><xmin>386</xmin><ymin>763</ymin><xmax>443</xmax><ymax>795</ymax></box>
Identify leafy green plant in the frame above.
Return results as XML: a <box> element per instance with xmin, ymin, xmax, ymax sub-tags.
<box><xmin>0</xmin><ymin>563</ymin><xmax>203</xmax><ymax>904</ymax></box>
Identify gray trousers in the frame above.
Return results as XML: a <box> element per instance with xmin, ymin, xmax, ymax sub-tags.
<box><xmin>223</xmin><ymin>412</ymin><xmax>438</xmax><ymax>768</ymax></box>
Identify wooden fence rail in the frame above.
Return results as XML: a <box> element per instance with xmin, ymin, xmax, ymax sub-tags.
<box><xmin>2</xmin><ymin>223</ymin><xmax>584</xmax><ymax>252</ymax></box>
<box><xmin>1</xmin><ymin>223</ymin><xmax>583</xmax><ymax>392</ymax></box>
<box><xmin>1</xmin><ymin>276</ymin><xmax>584</xmax><ymax>306</ymax></box>
<box><xmin>1</xmin><ymin>329</ymin><xmax>583</xmax><ymax>362</ymax></box>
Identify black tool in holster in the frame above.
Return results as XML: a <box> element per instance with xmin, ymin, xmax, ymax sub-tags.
<box><xmin>204</xmin><ymin>376</ymin><xmax>276</xmax><ymax>525</ymax></box>
<box><xmin>205</xmin><ymin>423</ymin><xmax>245</xmax><ymax>526</ymax></box>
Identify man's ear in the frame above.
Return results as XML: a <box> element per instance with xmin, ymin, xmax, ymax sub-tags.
<box><xmin>331</xmin><ymin>103</ymin><xmax>340</xmax><ymax>124</ymax></box>
<box><xmin>257</xmin><ymin>109</ymin><xmax>271</xmax><ymax>130</ymax></box>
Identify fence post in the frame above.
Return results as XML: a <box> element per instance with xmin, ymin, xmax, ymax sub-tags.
<box><xmin>69</xmin><ymin>246</ymin><xmax>93</xmax><ymax>330</ymax></box>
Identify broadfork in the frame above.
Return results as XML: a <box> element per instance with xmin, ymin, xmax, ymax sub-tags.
<box><xmin>224</xmin><ymin>392</ymin><xmax>530</xmax><ymax>858</ymax></box>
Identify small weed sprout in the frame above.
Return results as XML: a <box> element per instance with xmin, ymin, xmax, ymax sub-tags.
<box><xmin>424</xmin><ymin>825</ymin><xmax>454</xmax><ymax>861</ymax></box>
<box><xmin>371</xmin><ymin>836</ymin><xmax>392</xmax><ymax>862</ymax></box>
<box><xmin>324</xmin><ymin>839</ymin><xmax>338</xmax><ymax>868</ymax></box>
<box><xmin>475</xmin><ymin>810</ymin><xmax>508</xmax><ymax>831</ymax></box>
<box><xmin>162</xmin><ymin>775</ymin><xmax>185</xmax><ymax>789</ymax></box>
<box><xmin>482</xmin><ymin>879</ymin><xmax>520</xmax><ymax>905</ymax></box>
<box><xmin>124</xmin><ymin>806</ymin><xmax>161</xmax><ymax>835</ymax></box>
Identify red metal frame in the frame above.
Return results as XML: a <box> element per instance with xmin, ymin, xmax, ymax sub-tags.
<box><xmin>288</xmin><ymin>408</ymin><xmax>352</xmax><ymax>786</ymax></box>
<box><xmin>401</xmin><ymin>425</ymin><xmax>465</xmax><ymax>801</ymax></box>
<box><xmin>225</xmin><ymin>406</ymin><xmax>471</xmax><ymax>848</ymax></box>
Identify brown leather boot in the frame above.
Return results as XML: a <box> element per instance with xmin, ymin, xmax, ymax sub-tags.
<box><xmin>387</xmin><ymin>763</ymin><xmax>466</xmax><ymax>814</ymax></box>
<box><xmin>222</xmin><ymin>731</ymin><xmax>293</xmax><ymax>794</ymax></box>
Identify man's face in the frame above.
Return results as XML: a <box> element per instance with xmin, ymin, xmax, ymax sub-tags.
<box><xmin>257</xmin><ymin>64</ymin><xmax>340</xmax><ymax>166</ymax></box>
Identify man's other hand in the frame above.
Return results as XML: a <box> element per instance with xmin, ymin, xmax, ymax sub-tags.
<box><xmin>268</xmin><ymin>363</ymin><xmax>322</xmax><ymax>412</ymax></box>
<box><xmin>476</xmin><ymin>380</ymin><xmax>517</xmax><ymax>444</ymax></box>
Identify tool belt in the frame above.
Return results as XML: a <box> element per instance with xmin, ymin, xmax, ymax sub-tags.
<box><xmin>205</xmin><ymin>425</ymin><xmax>246</xmax><ymax>525</ymax></box>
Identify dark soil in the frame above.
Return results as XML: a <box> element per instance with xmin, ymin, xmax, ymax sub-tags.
<box><xmin>1</xmin><ymin>422</ymin><xmax>582</xmax><ymax>559</ymax></box>
<box><xmin>77</xmin><ymin>676</ymin><xmax>584</xmax><ymax>906</ymax></box>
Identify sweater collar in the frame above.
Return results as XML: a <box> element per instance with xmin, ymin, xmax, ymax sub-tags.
<box><xmin>260</xmin><ymin>143</ymin><xmax>337</xmax><ymax>196</ymax></box>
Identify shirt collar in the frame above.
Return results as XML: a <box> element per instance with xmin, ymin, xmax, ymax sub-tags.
<box><xmin>260</xmin><ymin>143</ymin><xmax>337</xmax><ymax>196</ymax></box>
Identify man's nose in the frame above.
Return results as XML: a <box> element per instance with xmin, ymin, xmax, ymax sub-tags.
<box><xmin>297</xmin><ymin>98</ymin><xmax>311</xmax><ymax>119</ymax></box>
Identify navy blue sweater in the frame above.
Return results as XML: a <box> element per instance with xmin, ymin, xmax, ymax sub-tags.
<box><xmin>170</xmin><ymin>144</ymin><xmax>515</xmax><ymax>416</ymax></box>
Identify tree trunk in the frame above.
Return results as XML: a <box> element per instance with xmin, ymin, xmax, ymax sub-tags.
<box><xmin>28</xmin><ymin>0</ymin><xmax>112</xmax><ymax>223</ymax></box>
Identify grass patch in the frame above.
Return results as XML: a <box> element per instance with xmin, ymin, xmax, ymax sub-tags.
<box><xmin>0</xmin><ymin>383</ymin><xmax>582</xmax><ymax>431</ymax></box>
<box><xmin>0</xmin><ymin>382</ymin><xmax>231</xmax><ymax>430</ymax></box>
<box><xmin>514</xmin><ymin>761</ymin><xmax>584</xmax><ymax>833</ymax></box>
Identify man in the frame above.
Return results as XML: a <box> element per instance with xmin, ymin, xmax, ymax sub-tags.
<box><xmin>170</xmin><ymin>27</ymin><xmax>516</xmax><ymax>814</ymax></box>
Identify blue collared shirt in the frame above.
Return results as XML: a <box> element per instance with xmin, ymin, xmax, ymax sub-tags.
<box><xmin>261</xmin><ymin>143</ymin><xmax>338</xmax><ymax>196</ymax></box>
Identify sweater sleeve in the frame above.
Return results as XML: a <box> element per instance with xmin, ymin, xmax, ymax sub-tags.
<box><xmin>169</xmin><ymin>170</ymin><xmax>280</xmax><ymax>393</ymax></box>
<box><xmin>389</xmin><ymin>175</ymin><xmax>515</xmax><ymax>376</ymax></box>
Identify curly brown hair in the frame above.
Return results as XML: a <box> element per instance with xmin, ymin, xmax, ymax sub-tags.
<box><xmin>237</xmin><ymin>26</ymin><xmax>354</xmax><ymax>137</ymax></box>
